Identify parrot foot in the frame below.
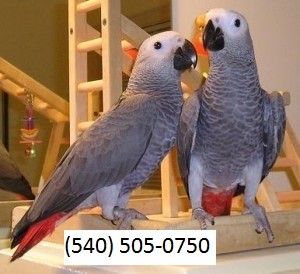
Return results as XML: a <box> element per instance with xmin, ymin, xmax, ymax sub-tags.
<box><xmin>192</xmin><ymin>207</ymin><xmax>214</xmax><ymax>229</ymax></box>
<box><xmin>248</xmin><ymin>205</ymin><xmax>274</xmax><ymax>242</ymax></box>
<box><xmin>241</xmin><ymin>209</ymin><xmax>251</xmax><ymax>215</ymax></box>
<box><xmin>113</xmin><ymin>206</ymin><xmax>148</xmax><ymax>230</ymax></box>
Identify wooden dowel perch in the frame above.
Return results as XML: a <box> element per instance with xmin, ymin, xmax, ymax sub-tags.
<box><xmin>77</xmin><ymin>80</ymin><xmax>103</xmax><ymax>93</ymax></box>
<box><xmin>77</xmin><ymin>38</ymin><xmax>102</xmax><ymax>52</ymax></box>
<box><xmin>76</xmin><ymin>0</ymin><xmax>101</xmax><ymax>13</ymax></box>
<box><xmin>77</xmin><ymin>121</ymin><xmax>95</xmax><ymax>132</ymax></box>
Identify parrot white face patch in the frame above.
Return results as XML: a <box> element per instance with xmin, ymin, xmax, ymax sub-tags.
<box><xmin>138</xmin><ymin>31</ymin><xmax>186</xmax><ymax>61</ymax></box>
<box><xmin>205</xmin><ymin>9</ymin><xmax>249</xmax><ymax>40</ymax></box>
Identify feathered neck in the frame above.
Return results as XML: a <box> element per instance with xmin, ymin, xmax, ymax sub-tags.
<box><xmin>205</xmin><ymin>51</ymin><xmax>260</xmax><ymax>94</ymax></box>
<box><xmin>126</xmin><ymin>62</ymin><xmax>182</xmax><ymax>99</ymax></box>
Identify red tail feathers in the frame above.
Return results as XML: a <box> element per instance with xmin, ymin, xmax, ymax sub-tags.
<box><xmin>11</xmin><ymin>212</ymin><xmax>67</xmax><ymax>262</ymax></box>
<box><xmin>202</xmin><ymin>186</ymin><xmax>236</xmax><ymax>216</ymax></box>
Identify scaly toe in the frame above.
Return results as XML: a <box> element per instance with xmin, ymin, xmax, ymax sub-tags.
<box><xmin>113</xmin><ymin>207</ymin><xmax>148</xmax><ymax>230</ymax></box>
<box><xmin>192</xmin><ymin>207</ymin><xmax>214</xmax><ymax>229</ymax></box>
<box><xmin>118</xmin><ymin>217</ymin><xmax>135</xmax><ymax>230</ymax></box>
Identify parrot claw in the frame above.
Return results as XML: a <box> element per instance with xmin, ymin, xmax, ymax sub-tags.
<box><xmin>255</xmin><ymin>228</ymin><xmax>262</xmax><ymax>234</ymax></box>
<box><xmin>113</xmin><ymin>206</ymin><xmax>148</xmax><ymax>230</ymax></box>
<box><xmin>192</xmin><ymin>207</ymin><xmax>214</xmax><ymax>229</ymax></box>
<box><xmin>248</xmin><ymin>205</ymin><xmax>274</xmax><ymax>243</ymax></box>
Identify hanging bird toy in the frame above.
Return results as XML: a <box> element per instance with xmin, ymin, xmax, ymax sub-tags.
<box><xmin>20</xmin><ymin>89</ymin><xmax>42</xmax><ymax>157</ymax></box>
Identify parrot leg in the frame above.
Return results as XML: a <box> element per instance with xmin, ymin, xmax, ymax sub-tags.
<box><xmin>244</xmin><ymin>160</ymin><xmax>274</xmax><ymax>242</ymax></box>
<box><xmin>81</xmin><ymin>184</ymin><xmax>148</xmax><ymax>230</ymax></box>
<box><xmin>113</xmin><ymin>206</ymin><xmax>148</xmax><ymax>230</ymax></box>
<box><xmin>189</xmin><ymin>155</ymin><xmax>214</xmax><ymax>229</ymax></box>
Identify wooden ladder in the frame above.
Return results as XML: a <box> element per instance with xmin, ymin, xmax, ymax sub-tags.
<box><xmin>68</xmin><ymin>0</ymin><xmax>122</xmax><ymax>143</ymax></box>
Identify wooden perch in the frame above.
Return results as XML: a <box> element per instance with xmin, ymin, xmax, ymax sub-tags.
<box><xmin>10</xmin><ymin>206</ymin><xmax>300</xmax><ymax>256</ymax></box>
<box><xmin>165</xmin><ymin>210</ymin><xmax>300</xmax><ymax>254</ymax></box>
<box><xmin>77</xmin><ymin>79</ymin><xmax>103</xmax><ymax>93</ymax></box>
<box><xmin>77</xmin><ymin>38</ymin><xmax>102</xmax><ymax>52</ymax></box>
<box><xmin>76</xmin><ymin>0</ymin><xmax>101</xmax><ymax>13</ymax></box>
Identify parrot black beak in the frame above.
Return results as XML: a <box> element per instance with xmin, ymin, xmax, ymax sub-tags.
<box><xmin>203</xmin><ymin>19</ymin><xmax>224</xmax><ymax>51</ymax></box>
<box><xmin>174</xmin><ymin>39</ymin><xmax>198</xmax><ymax>70</ymax></box>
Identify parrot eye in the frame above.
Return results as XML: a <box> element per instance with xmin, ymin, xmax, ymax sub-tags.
<box><xmin>154</xmin><ymin>41</ymin><xmax>162</xmax><ymax>50</ymax></box>
<box><xmin>234</xmin><ymin>19</ymin><xmax>241</xmax><ymax>27</ymax></box>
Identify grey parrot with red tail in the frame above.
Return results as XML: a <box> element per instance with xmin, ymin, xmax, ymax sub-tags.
<box><xmin>177</xmin><ymin>9</ymin><xmax>285</xmax><ymax>242</ymax></box>
<box><xmin>10</xmin><ymin>31</ymin><xmax>197</xmax><ymax>261</ymax></box>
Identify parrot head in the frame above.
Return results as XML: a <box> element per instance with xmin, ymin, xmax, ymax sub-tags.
<box><xmin>200</xmin><ymin>9</ymin><xmax>253</xmax><ymax>58</ymax></box>
<box><xmin>135</xmin><ymin>31</ymin><xmax>197</xmax><ymax>72</ymax></box>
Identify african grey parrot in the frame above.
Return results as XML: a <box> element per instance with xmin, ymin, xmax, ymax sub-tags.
<box><xmin>10</xmin><ymin>31</ymin><xmax>197</xmax><ymax>261</ymax></box>
<box><xmin>0</xmin><ymin>141</ymin><xmax>34</xmax><ymax>200</ymax></box>
<box><xmin>177</xmin><ymin>9</ymin><xmax>286</xmax><ymax>242</ymax></box>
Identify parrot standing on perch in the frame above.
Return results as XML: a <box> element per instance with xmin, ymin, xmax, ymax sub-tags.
<box><xmin>0</xmin><ymin>141</ymin><xmax>35</xmax><ymax>200</ymax></box>
<box><xmin>10</xmin><ymin>31</ymin><xmax>197</xmax><ymax>261</ymax></box>
<box><xmin>177</xmin><ymin>9</ymin><xmax>286</xmax><ymax>242</ymax></box>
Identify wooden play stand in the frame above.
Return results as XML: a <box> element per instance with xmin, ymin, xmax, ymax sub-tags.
<box><xmin>67</xmin><ymin>0</ymin><xmax>300</xmax><ymax>218</ymax></box>
<box><xmin>0</xmin><ymin>0</ymin><xmax>299</xmax><ymax>260</ymax></box>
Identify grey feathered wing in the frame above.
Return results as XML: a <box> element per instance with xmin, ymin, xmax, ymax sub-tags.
<box><xmin>12</xmin><ymin>94</ymin><xmax>157</xmax><ymax>240</ymax></box>
<box><xmin>261</xmin><ymin>90</ymin><xmax>286</xmax><ymax>180</ymax></box>
<box><xmin>235</xmin><ymin>89</ymin><xmax>286</xmax><ymax>196</ymax></box>
<box><xmin>177</xmin><ymin>88</ymin><xmax>202</xmax><ymax>197</ymax></box>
